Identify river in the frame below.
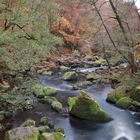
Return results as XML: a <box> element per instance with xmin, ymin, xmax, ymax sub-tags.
<box><xmin>1</xmin><ymin>66</ymin><xmax>140</xmax><ymax>140</ymax></box>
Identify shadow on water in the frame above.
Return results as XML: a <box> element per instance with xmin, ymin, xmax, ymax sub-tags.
<box><xmin>1</xmin><ymin>67</ymin><xmax>140</xmax><ymax>140</ymax></box>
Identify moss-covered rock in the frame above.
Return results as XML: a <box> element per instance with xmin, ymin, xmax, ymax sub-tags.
<box><xmin>67</xmin><ymin>97</ymin><xmax>77</xmax><ymax>111</ymax></box>
<box><xmin>54</xmin><ymin>132</ymin><xmax>65</xmax><ymax>140</ymax></box>
<box><xmin>71</xmin><ymin>84</ymin><xmax>80</xmax><ymax>90</ymax></box>
<box><xmin>51</xmin><ymin>101</ymin><xmax>63</xmax><ymax>112</ymax></box>
<box><xmin>32</xmin><ymin>84</ymin><xmax>57</xmax><ymax>98</ymax></box>
<box><xmin>116</xmin><ymin>97</ymin><xmax>132</xmax><ymax>109</ymax></box>
<box><xmin>67</xmin><ymin>91</ymin><xmax>112</xmax><ymax>122</ymax></box>
<box><xmin>71</xmin><ymin>81</ymin><xmax>92</xmax><ymax>90</ymax></box>
<box><xmin>43</xmin><ymin>96</ymin><xmax>57</xmax><ymax>104</ymax></box>
<box><xmin>43</xmin><ymin>87</ymin><xmax>57</xmax><ymax>96</ymax></box>
<box><xmin>5</xmin><ymin>126</ymin><xmax>39</xmax><ymax>140</ymax></box>
<box><xmin>38</xmin><ymin>126</ymin><xmax>50</xmax><ymax>133</ymax></box>
<box><xmin>55</xmin><ymin>128</ymin><xmax>65</xmax><ymax>134</ymax></box>
<box><xmin>82</xmin><ymin>81</ymin><xmax>92</xmax><ymax>86</ymax></box>
<box><xmin>32</xmin><ymin>84</ymin><xmax>45</xmax><ymax>98</ymax></box>
<box><xmin>42</xmin><ymin>71</ymin><xmax>53</xmax><ymax>76</ymax></box>
<box><xmin>63</xmin><ymin>71</ymin><xmax>78</xmax><ymax>81</ymax></box>
<box><xmin>92</xmin><ymin>58</ymin><xmax>107</xmax><ymax>66</ymax></box>
<box><xmin>40</xmin><ymin>117</ymin><xmax>49</xmax><ymax>125</ymax></box>
<box><xmin>39</xmin><ymin>132</ymin><xmax>65</xmax><ymax>140</ymax></box>
<box><xmin>106</xmin><ymin>86</ymin><xmax>127</xmax><ymax>104</ymax></box>
<box><xmin>106</xmin><ymin>84</ymin><xmax>140</xmax><ymax>111</ymax></box>
<box><xmin>43</xmin><ymin>96</ymin><xmax>63</xmax><ymax>112</ymax></box>
<box><xmin>21</xmin><ymin>119</ymin><xmax>36</xmax><ymax>127</ymax></box>
<box><xmin>86</xmin><ymin>73</ymin><xmax>101</xmax><ymax>81</ymax></box>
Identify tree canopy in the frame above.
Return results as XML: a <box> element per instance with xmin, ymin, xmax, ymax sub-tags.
<box><xmin>0</xmin><ymin>0</ymin><xmax>61</xmax><ymax>71</ymax></box>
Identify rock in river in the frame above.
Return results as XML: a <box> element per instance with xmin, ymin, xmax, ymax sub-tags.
<box><xmin>5</xmin><ymin>126</ymin><xmax>39</xmax><ymax>140</ymax></box>
<box><xmin>32</xmin><ymin>84</ymin><xmax>57</xmax><ymax>98</ymax></box>
<box><xmin>67</xmin><ymin>91</ymin><xmax>112</xmax><ymax>122</ymax></box>
<box><xmin>63</xmin><ymin>71</ymin><xmax>78</xmax><ymax>81</ymax></box>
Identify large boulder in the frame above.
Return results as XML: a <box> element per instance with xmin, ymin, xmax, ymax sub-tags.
<box><xmin>32</xmin><ymin>84</ymin><xmax>57</xmax><ymax>98</ymax></box>
<box><xmin>67</xmin><ymin>91</ymin><xmax>112</xmax><ymax>122</ymax></box>
<box><xmin>5</xmin><ymin>126</ymin><xmax>39</xmax><ymax>140</ymax></box>
<box><xmin>63</xmin><ymin>71</ymin><xmax>78</xmax><ymax>81</ymax></box>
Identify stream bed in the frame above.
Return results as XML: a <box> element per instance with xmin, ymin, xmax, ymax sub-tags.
<box><xmin>1</xmin><ymin>66</ymin><xmax>140</xmax><ymax>140</ymax></box>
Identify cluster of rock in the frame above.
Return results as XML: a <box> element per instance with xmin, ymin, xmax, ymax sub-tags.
<box><xmin>106</xmin><ymin>85</ymin><xmax>140</xmax><ymax>111</ymax></box>
<box><xmin>32</xmin><ymin>84</ymin><xmax>63</xmax><ymax>112</ymax></box>
<box><xmin>5</xmin><ymin>118</ymin><xmax>65</xmax><ymax>140</ymax></box>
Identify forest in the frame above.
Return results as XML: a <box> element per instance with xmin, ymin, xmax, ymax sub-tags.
<box><xmin>0</xmin><ymin>0</ymin><xmax>140</xmax><ymax>140</ymax></box>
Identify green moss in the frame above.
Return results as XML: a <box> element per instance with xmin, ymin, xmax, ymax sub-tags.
<box><xmin>39</xmin><ymin>132</ymin><xmax>65</xmax><ymax>140</ymax></box>
<box><xmin>32</xmin><ymin>84</ymin><xmax>44</xmax><ymax>98</ymax></box>
<box><xmin>51</xmin><ymin>101</ymin><xmax>63</xmax><ymax>112</ymax></box>
<box><xmin>106</xmin><ymin>86</ymin><xmax>127</xmax><ymax>104</ymax></box>
<box><xmin>38</xmin><ymin>126</ymin><xmax>50</xmax><ymax>133</ymax></box>
<box><xmin>39</xmin><ymin>133</ymin><xmax>52</xmax><ymax>140</ymax></box>
<box><xmin>32</xmin><ymin>84</ymin><xmax>56</xmax><ymax>98</ymax></box>
<box><xmin>42</xmin><ymin>71</ymin><xmax>53</xmax><ymax>76</ymax></box>
<box><xmin>67</xmin><ymin>97</ymin><xmax>76</xmax><ymax>111</ymax></box>
<box><xmin>43</xmin><ymin>97</ymin><xmax>63</xmax><ymax>112</ymax></box>
<box><xmin>92</xmin><ymin>58</ymin><xmax>107</xmax><ymax>66</ymax></box>
<box><xmin>54</xmin><ymin>132</ymin><xmax>65</xmax><ymax>140</ymax></box>
<box><xmin>43</xmin><ymin>96</ymin><xmax>57</xmax><ymax>104</ymax></box>
<box><xmin>71</xmin><ymin>84</ymin><xmax>79</xmax><ymax>90</ymax></box>
<box><xmin>5</xmin><ymin>127</ymin><xmax>39</xmax><ymax>140</ymax></box>
<box><xmin>55</xmin><ymin>128</ymin><xmax>65</xmax><ymax>134</ymax></box>
<box><xmin>106</xmin><ymin>92</ymin><xmax>118</xmax><ymax>103</ymax></box>
<box><xmin>68</xmin><ymin>91</ymin><xmax>112</xmax><ymax>122</ymax></box>
<box><xmin>71</xmin><ymin>81</ymin><xmax>92</xmax><ymax>90</ymax></box>
<box><xmin>63</xmin><ymin>72</ymin><xmax>78</xmax><ymax>81</ymax></box>
<box><xmin>40</xmin><ymin>117</ymin><xmax>49</xmax><ymax>125</ymax></box>
<box><xmin>21</xmin><ymin>119</ymin><xmax>36</xmax><ymax>127</ymax></box>
<box><xmin>116</xmin><ymin>97</ymin><xmax>132</xmax><ymax>109</ymax></box>
<box><xmin>43</xmin><ymin>87</ymin><xmax>57</xmax><ymax>96</ymax></box>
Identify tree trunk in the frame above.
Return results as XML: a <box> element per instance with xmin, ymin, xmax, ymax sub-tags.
<box><xmin>109</xmin><ymin>0</ymin><xmax>137</xmax><ymax>73</ymax></box>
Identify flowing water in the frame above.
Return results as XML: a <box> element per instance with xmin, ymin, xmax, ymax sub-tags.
<box><xmin>1</xmin><ymin>66</ymin><xmax>140</xmax><ymax>140</ymax></box>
